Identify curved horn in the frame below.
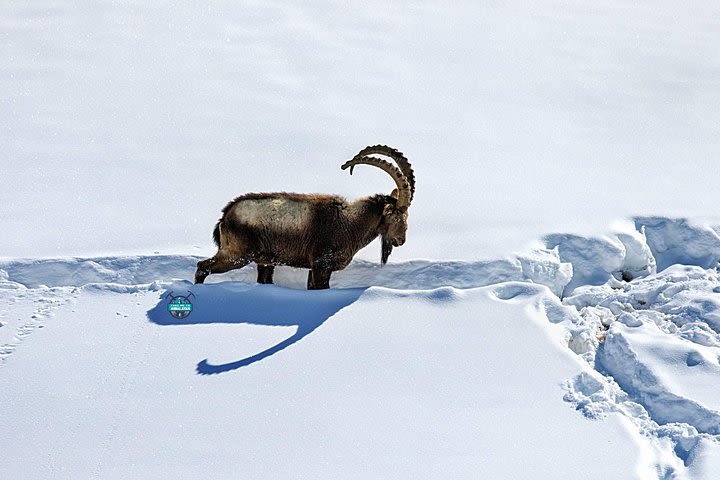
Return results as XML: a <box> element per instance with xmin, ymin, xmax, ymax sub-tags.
<box><xmin>341</xmin><ymin>156</ymin><xmax>411</xmax><ymax>208</ymax></box>
<box><xmin>353</xmin><ymin>145</ymin><xmax>415</xmax><ymax>202</ymax></box>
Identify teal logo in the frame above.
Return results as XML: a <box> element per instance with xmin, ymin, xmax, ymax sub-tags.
<box><xmin>165</xmin><ymin>291</ymin><xmax>195</xmax><ymax>319</ymax></box>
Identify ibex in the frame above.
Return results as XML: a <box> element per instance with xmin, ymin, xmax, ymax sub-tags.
<box><xmin>194</xmin><ymin>145</ymin><xmax>415</xmax><ymax>289</ymax></box>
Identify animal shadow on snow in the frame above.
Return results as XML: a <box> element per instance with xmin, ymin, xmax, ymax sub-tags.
<box><xmin>147</xmin><ymin>281</ymin><xmax>365</xmax><ymax>375</ymax></box>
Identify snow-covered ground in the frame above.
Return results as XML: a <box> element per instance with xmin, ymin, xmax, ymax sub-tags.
<box><xmin>0</xmin><ymin>280</ymin><xmax>652</xmax><ymax>479</ymax></box>
<box><xmin>4</xmin><ymin>1</ymin><xmax>720</xmax><ymax>478</ymax></box>
<box><xmin>3</xmin><ymin>1</ymin><xmax>720</xmax><ymax>260</ymax></box>
<box><xmin>2</xmin><ymin>217</ymin><xmax>720</xmax><ymax>478</ymax></box>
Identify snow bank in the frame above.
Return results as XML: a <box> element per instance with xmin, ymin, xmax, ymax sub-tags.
<box><xmin>543</xmin><ymin>222</ymin><xmax>657</xmax><ymax>297</ymax></box>
<box><xmin>0</xmin><ymin>255</ymin><xmax>199</xmax><ymax>289</ymax></box>
<box><xmin>0</xmin><ymin>251</ymin><xmax>572</xmax><ymax>296</ymax></box>
<box><xmin>636</xmin><ymin>217</ymin><xmax>720</xmax><ymax>272</ymax></box>
<box><xmin>6</xmin><ymin>215</ymin><xmax>720</xmax><ymax>302</ymax></box>
<box><xmin>544</xmin><ymin>233</ymin><xmax>627</xmax><ymax>294</ymax></box>
<box><xmin>539</xmin><ymin>217</ymin><xmax>720</xmax><ymax>298</ymax></box>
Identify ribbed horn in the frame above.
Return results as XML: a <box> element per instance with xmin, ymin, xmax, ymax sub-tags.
<box><xmin>341</xmin><ymin>155</ymin><xmax>411</xmax><ymax>208</ymax></box>
<box><xmin>352</xmin><ymin>145</ymin><xmax>414</xmax><ymax>202</ymax></box>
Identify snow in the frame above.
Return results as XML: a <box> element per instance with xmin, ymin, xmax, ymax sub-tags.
<box><xmin>4</xmin><ymin>1</ymin><xmax>720</xmax><ymax>478</ymax></box>
<box><xmin>2</xmin><ymin>216</ymin><xmax>720</xmax><ymax>478</ymax></box>
<box><xmin>563</xmin><ymin>263</ymin><xmax>720</xmax><ymax>438</ymax></box>
<box><xmin>3</xmin><ymin>1</ymin><xmax>720</xmax><ymax>260</ymax></box>
<box><xmin>637</xmin><ymin>217</ymin><xmax>720</xmax><ymax>272</ymax></box>
<box><xmin>0</xmin><ymin>249</ymin><xmax>571</xmax><ymax>295</ymax></box>
<box><xmin>0</xmin><ymin>281</ymin><xmax>658</xmax><ymax>479</ymax></box>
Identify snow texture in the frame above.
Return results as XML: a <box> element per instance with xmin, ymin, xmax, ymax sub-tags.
<box><xmin>2</xmin><ymin>216</ymin><xmax>720</xmax><ymax>478</ymax></box>
<box><xmin>4</xmin><ymin>1</ymin><xmax>720</xmax><ymax>478</ymax></box>
<box><xmin>3</xmin><ymin>1</ymin><xmax>720</xmax><ymax>261</ymax></box>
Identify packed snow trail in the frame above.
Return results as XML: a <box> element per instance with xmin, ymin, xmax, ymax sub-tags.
<box><xmin>1</xmin><ymin>216</ymin><xmax>720</xmax><ymax>478</ymax></box>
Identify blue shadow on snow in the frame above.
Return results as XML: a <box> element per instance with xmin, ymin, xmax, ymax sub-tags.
<box><xmin>147</xmin><ymin>281</ymin><xmax>365</xmax><ymax>375</ymax></box>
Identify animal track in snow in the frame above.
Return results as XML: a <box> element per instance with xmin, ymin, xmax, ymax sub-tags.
<box><xmin>0</xmin><ymin>286</ymin><xmax>78</xmax><ymax>367</ymax></box>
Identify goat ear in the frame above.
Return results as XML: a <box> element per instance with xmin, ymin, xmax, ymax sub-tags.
<box><xmin>390</xmin><ymin>188</ymin><xmax>399</xmax><ymax>199</ymax></box>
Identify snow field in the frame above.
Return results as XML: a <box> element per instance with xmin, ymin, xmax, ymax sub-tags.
<box><xmin>4</xmin><ymin>2</ymin><xmax>720</xmax><ymax>262</ymax></box>
<box><xmin>2</xmin><ymin>216</ymin><xmax>720</xmax><ymax>477</ymax></box>
<box><xmin>0</xmin><ymin>281</ymin><xmax>656</xmax><ymax>479</ymax></box>
<box><xmin>5</xmin><ymin>1</ymin><xmax>720</xmax><ymax>477</ymax></box>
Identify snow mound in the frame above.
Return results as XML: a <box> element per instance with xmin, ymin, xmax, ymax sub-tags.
<box><xmin>636</xmin><ymin>217</ymin><xmax>720</xmax><ymax>272</ymax></box>
<box><xmin>0</xmin><ymin>251</ymin><xmax>571</xmax><ymax>295</ymax></box>
<box><xmin>544</xmin><ymin>222</ymin><xmax>657</xmax><ymax>297</ymax></box>
<box><xmin>545</xmin><ymin>233</ymin><xmax>628</xmax><ymax>294</ymax></box>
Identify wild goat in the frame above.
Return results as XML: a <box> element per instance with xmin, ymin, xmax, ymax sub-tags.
<box><xmin>194</xmin><ymin>145</ymin><xmax>415</xmax><ymax>289</ymax></box>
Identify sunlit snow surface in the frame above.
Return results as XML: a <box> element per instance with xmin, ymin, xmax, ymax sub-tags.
<box><xmin>2</xmin><ymin>1</ymin><xmax>720</xmax><ymax>259</ymax></box>
<box><xmin>2</xmin><ymin>217</ymin><xmax>720</xmax><ymax>478</ymax></box>
<box><xmin>4</xmin><ymin>1</ymin><xmax>720</xmax><ymax>478</ymax></box>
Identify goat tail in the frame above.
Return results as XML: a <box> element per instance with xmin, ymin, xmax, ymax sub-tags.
<box><xmin>212</xmin><ymin>220</ymin><xmax>222</xmax><ymax>247</ymax></box>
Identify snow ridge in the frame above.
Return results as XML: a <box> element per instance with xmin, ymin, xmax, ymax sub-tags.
<box><xmin>0</xmin><ymin>252</ymin><xmax>571</xmax><ymax>296</ymax></box>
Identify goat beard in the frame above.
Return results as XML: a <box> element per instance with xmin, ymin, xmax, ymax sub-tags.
<box><xmin>381</xmin><ymin>236</ymin><xmax>393</xmax><ymax>265</ymax></box>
